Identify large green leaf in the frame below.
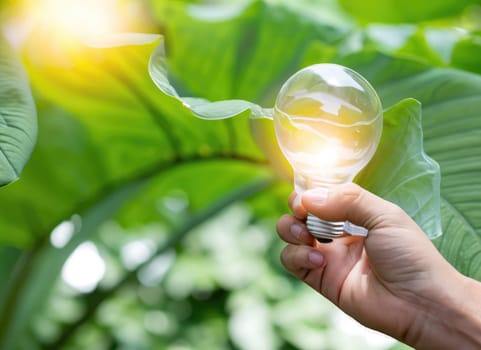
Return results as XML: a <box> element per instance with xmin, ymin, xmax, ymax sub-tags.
<box><xmin>148</xmin><ymin>0</ymin><xmax>342</xmax><ymax>121</ymax></box>
<box><xmin>338</xmin><ymin>51</ymin><xmax>481</xmax><ymax>277</ymax></box>
<box><xmin>0</xmin><ymin>28</ymin><xmax>273</xmax><ymax>345</ymax></box>
<box><xmin>338</xmin><ymin>0</ymin><xmax>475</xmax><ymax>23</ymax></box>
<box><xmin>356</xmin><ymin>99</ymin><xmax>441</xmax><ymax>238</ymax></box>
<box><xmin>4</xmin><ymin>0</ymin><xmax>476</xmax><ymax>271</ymax></box>
<box><xmin>0</xmin><ymin>0</ymin><xmax>480</xmax><ymax>348</ymax></box>
<box><xmin>149</xmin><ymin>0</ymin><xmax>346</xmax><ymax>106</ymax></box>
<box><xmin>0</xmin><ymin>30</ymin><xmax>266</xmax><ymax>246</ymax></box>
<box><xmin>150</xmin><ymin>1</ymin><xmax>442</xmax><ymax>238</ymax></box>
<box><xmin>0</xmin><ymin>35</ymin><xmax>37</xmax><ymax>186</ymax></box>
<box><xmin>149</xmin><ymin>0</ymin><xmax>481</xmax><ymax>276</ymax></box>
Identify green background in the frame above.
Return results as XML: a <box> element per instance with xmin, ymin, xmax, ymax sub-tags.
<box><xmin>1</xmin><ymin>0</ymin><xmax>481</xmax><ymax>349</ymax></box>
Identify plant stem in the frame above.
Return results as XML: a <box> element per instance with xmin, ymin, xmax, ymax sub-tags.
<box><xmin>0</xmin><ymin>240</ymin><xmax>47</xmax><ymax>350</ymax></box>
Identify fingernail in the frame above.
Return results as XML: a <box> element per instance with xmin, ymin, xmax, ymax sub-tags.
<box><xmin>290</xmin><ymin>223</ymin><xmax>303</xmax><ymax>239</ymax></box>
<box><xmin>304</xmin><ymin>188</ymin><xmax>329</xmax><ymax>205</ymax></box>
<box><xmin>308</xmin><ymin>251</ymin><xmax>324</xmax><ymax>267</ymax></box>
<box><xmin>293</xmin><ymin>194</ymin><xmax>302</xmax><ymax>209</ymax></box>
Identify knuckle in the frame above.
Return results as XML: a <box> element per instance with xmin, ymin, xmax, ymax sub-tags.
<box><xmin>340</xmin><ymin>183</ymin><xmax>363</xmax><ymax>202</ymax></box>
<box><xmin>381</xmin><ymin>202</ymin><xmax>409</xmax><ymax>225</ymax></box>
<box><xmin>341</xmin><ymin>183</ymin><xmax>365</xmax><ymax>217</ymax></box>
<box><xmin>280</xmin><ymin>245</ymin><xmax>307</xmax><ymax>273</ymax></box>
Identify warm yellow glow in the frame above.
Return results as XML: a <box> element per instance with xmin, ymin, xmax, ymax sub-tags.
<box><xmin>311</xmin><ymin>143</ymin><xmax>339</xmax><ymax>168</ymax></box>
<box><xmin>274</xmin><ymin>91</ymin><xmax>381</xmax><ymax>187</ymax></box>
<box><xmin>32</xmin><ymin>0</ymin><xmax>120</xmax><ymax>41</ymax></box>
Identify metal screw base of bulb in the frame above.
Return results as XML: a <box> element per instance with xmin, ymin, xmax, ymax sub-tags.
<box><xmin>307</xmin><ymin>213</ymin><xmax>345</xmax><ymax>242</ymax></box>
<box><xmin>306</xmin><ymin>213</ymin><xmax>369</xmax><ymax>242</ymax></box>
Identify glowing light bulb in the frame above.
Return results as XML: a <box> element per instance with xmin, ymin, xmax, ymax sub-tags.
<box><xmin>274</xmin><ymin>64</ymin><xmax>383</xmax><ymax>241</ymax></box>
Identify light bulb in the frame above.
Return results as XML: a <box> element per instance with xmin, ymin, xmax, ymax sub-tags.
<box><xmin>274</xmin><ymin>64</ymin><xmax>383</xmax><ymax>242</ymax></box>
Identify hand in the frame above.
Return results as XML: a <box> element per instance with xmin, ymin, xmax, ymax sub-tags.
<box><xmin>276</xmin><ymin>183</ymin><xmax>481</xmax><ymax>349</ymax></box>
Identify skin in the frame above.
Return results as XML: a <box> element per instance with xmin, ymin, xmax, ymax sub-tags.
<box><xmin>276</xmin><ymin>183</ymin><xmax>481</xmax><ymax>349</ymax></box>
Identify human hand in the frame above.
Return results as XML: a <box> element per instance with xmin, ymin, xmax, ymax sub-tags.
<box><xmin>277</xmin><ymin>183</ymin><xmax>481</xmax><ymax>349</ymax></box>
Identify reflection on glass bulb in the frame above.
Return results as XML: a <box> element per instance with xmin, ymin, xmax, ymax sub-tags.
<box><xmin>274</xmin><ymin>63</ymin><xmax>383</xmax><ymax>240</ymax></box>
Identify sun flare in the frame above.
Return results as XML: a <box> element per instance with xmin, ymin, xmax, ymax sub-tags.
<box><xmin>33</xmin><ymin>0</ymin><xmax>120</xmax><ymax>41</ymax></box>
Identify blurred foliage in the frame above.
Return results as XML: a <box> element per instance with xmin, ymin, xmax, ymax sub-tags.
<box><xmin>338</xmin><ymin>0</ymin><xmax>477</xmax><ymax>23</ymax></box>
<box><xmin>1</xmin><ymin>0</ymin><xmax>481</xmax><ymax>349</ymax></box>
<box><xmin>0</xmin><ymin>34</ymin><xmax>36</xmax><ymax>186</ymax></box>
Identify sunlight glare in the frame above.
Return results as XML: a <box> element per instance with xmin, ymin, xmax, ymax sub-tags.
<box><xmin>36</xmin><ymin>0</ymin><xmax>119</xmax><ymax>41</ymax></box>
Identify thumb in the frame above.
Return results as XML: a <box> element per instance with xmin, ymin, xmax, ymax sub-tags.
<box><xmin>301</xmin><ymin>183</ymin><xmax>412</xmax><ymax>231</ymax></box>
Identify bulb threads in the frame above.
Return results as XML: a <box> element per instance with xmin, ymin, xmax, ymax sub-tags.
<box><xmin>306</xmin><ymin>214</ymin><xmax>369</xmax><ymax>242</ymax></box>
<box><xmin>306</xmin><ymin>214</ymin><xmax>345</xmax><ymax>241</ymax></box>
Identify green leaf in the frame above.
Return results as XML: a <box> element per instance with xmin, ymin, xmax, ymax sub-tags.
<box><xmin>147</xmin><ymin>0</ymin><xmax>347</xmax><ymax>119</ymax></box>
<box><xmin>395</xmin><ymin>29</ymin><xmax>446</xmax><ymax>66</ymax></box>
<box><xmin>435</xmin><ymin>200</ymin><xmax>481</xmax><ymax>281</ymax></box>
<box><xmin>338</xmin><ymin>51</ymin><xmax>481</xmax><ymax>277</ymax></box>
<box><xmin>150</xmin><ymin>0</ymin><xmax>480</xmax><ymax>273</ymax></box>
<box><xmin>0</xmin><ymin>247</ymin><xmax>22</xmax><ymax>306</ymax></box>
<box><xmin>250</xmin><ymin>97</ymin><xmax>442</xmax><ymax>238</ymax></box>
<box><xmin>338</xmin><ymin>0</ymin><xmax>475</xmax><ymax>23</ymax></box>
<box><xmin>356</xmin><ymin>99</ymin><xmax>441</xmax><ymax>238</ymax></box>
<box><xmin>0</xmin><ymin>35</ymin><xmax>37</xmax><ymax>186</ymax></box>
<box><xmin>0</xmin><ymin>105</ymin><xmax>108</xmax><ymax>246</ymax></box>
<box><xmin>0</xmin><ymin>29</ymin><xmax>268</xmax><ymax>246</ymax></box>
<box><xmin>149</xmin><ymin>0</ymin><xmax>346</xmax><ymax>106</ymax></box>
<box><xmin>364</xmin><ymin>25</ymin><xmax>463</xmax><ymax>66</ymax></box>
<box><xmin>151</xmin><ymin>1</ymin><xmax>442</xmax><ymax>238</ymax></box>
<box><xmin>0</xmin><ymin>28</ymin><xmax>273</xmax><ymax>344</ymax></box>
<box><xmin>451</xmin><ymin>35</ymin><xmax>481</xmax><ymax>74</ymax></box>
<box><xmin>117</xmin><ymin>160</ymin><xmax>273</xmax><ymax>228</ymax></box>
<box><xmin>149</xmin><ymin>39</ymin><xmax>269</xmax><ymax>120</ymax></box>
<box><xmin>1</xmin><ymin>1</ymin><xmax>481</xmax><ymax>347</ymax></box>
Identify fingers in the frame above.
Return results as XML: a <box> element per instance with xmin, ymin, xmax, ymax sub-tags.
<box><xmin>281</xmin><ymin>244</ymin><xmax>326</xmax><ymax>272</ymax></box>
<box><xmin>280</xmin><ymin>239</ymin><xmax>364</xmax><ymax>304</ymax></box>
<box><xmin>301</xmin><ymin>183</ymin><xmax>414</xmax><ymax>231</ymax></box>
<box><xmin>280</xmin><ymin>244</ymin><xmax>327</xmax><ymax>296</ymax></box>
<box><xmin>288</xmin><ymin>192</ymin><xmax>307</xmax><ymax>219</ymax></box>
<box><xmin>276</xmin><ymin>214</ymin><xmax>315</xmax><ymax>246</ymax></box>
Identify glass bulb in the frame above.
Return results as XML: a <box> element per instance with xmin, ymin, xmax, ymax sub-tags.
<box><xmin>274</xmin><ymin>64</ymin><xmax>383</xmax><ymax>240</ymax></box>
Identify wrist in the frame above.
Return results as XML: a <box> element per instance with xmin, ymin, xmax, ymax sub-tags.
<box><xmin>407</xmin><ymin>272</ymin><xmax>481</xmax><ymax>349</ymax></box>
<box><xmin>449</xmin><ymin>276</ymin><xmax>481</xmax><ymax>346</ymax></box>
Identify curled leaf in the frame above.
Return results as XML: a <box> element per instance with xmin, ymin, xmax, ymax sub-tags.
<box><xmin>0</xmin><ymin>35</ymin><xmax>37</xmax><ymax>186</ymax></box>
<box><xmin>148</xmin><ymin>39</ymin><xmax>270</xmax><ymax>120</ymax></box>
